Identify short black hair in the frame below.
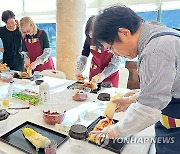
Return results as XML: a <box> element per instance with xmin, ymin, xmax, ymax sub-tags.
<box><xmin>93</xmin><ymin>4</ymin><xmax>144</xmax><ymax>47</ymax></box>
<box><xmin>85</xmin><ymin>15</ymin><xmax>95</xmax><ymax>37</ymax></box>
<box><xmin>2</xmin><ymin>10</ymin><xmax>15</xmax><ymax>23</ymax></box>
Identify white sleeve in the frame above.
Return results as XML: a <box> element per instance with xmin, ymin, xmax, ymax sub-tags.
<box><xmin>101</xmin><ymin>55</ymin><xmax>121</xmax><ymax>78</ymax></box>
<box><xmin>107</xmin><ymin>102</ymin><xmax>161</xmax><ymax>137</ymax></box>
<box><xmin>36</xmin><ymin>48</ymin><xmax>51</xmax><ymax>65</ymax></box>
<box><xmin>75</xmin><ymin>55</ymin><xmax>88</xmax><ymax>73</ymax></box>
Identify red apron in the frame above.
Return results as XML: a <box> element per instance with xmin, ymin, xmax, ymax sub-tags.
<box><xmin>24</xmin><ymin>30</ymin><xmax>55</xmax><ymax>72</ymax></box>
<box><xmin>89</xmin><ymin>40</ymin><xmax>119</xmax><ymax>87</ymax></box>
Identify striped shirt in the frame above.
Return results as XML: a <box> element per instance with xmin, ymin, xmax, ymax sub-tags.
<box><xmin>111</xmin><ymin>23</ymin><xmax>180</xmax><ymax>137</ymax></box>
<box><xmin>137</xmin><ymin>23</ymin><xmax>180</xmax><ymax>110</ymax></box>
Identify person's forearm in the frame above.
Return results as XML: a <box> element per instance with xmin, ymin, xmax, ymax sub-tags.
<box><xmin>105</xmin><ymin>102</ymin><xmax>161</xmax><ymax>137</ymax></box>
<box><xmin>36</xmin><ymin>48</ymin><xmax>51</xmax><ymax>65</ymax></box>
<box><xmin>21</xmin><ymin>51</ymin><xmax>29</xmax><ymax>59</ymax></box>
<box><xmin>101</xmin><ymin>55</ymin><xmax>121</xmax><ymax>78</ymax></box>
<box><xmin>75</xmin><ymin>55</ymin><xmax>88</xmax><ymax>73</ymax></box>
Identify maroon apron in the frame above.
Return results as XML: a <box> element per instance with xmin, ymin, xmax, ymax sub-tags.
<box><xmin>24</xmin><ymin>30</ymin><xmax>55</xmax><ymax>72</ymax></box>
<box><xmin>89</xmin><ymin>39</ymin><xmax>119</xmax><ymax>87</ymax></box>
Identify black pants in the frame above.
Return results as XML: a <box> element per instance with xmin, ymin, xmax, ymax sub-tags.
<box><xmin>155</xmin><ymin>122</ymin><xmax>180</xmax><ymax>154</ymax></box>
<box><xmin>3</xmin><ymin>53</ymin><xmax>25</xmax><ymax>71</ymax></box>
<box><xmin>155</xmin><ymin>98</ymin><xmax>180</xmax><ymax>154</ymax></box>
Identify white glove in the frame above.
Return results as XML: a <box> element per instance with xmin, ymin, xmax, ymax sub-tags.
<box><xmin>91</xmin><ymin>73</ymin><xmax>105</xmax><ymax>84</ymax></box>
<box><xmin>24</xmin><ymin>58</ymin><xmax>30</xmax><ymax>69</ymax></box>
<box><xmin>89</xmin><ymin>124</ymin><xmax>119</xmax><ymax>140</ymax></box>
<box><xmin>97</xmin><ymin>73</ymin><xmax>106</xmax><ymax>83</ymax></box>
<box><xmin>30</xmin><ymin>60</ymin><xmax>38</xmax><ymax>70</ymax></box>
<box><xmin>75</xmin><ymin>55</ymin><xmax>88</xmax><ymax>73</ymax></box>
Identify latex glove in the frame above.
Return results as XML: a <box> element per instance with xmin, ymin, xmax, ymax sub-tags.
<box><xmin>24</xmin><ymin>58</ymin><xmax>30</xmax><ymax>69</ymax></box>
<box><xmin>75</xmin><ymin>55</ymin><xmax>87</xmax><ymax>72</ymax></box>
<box><xmin>112</xmin><ymin>95</ymin><xmax>136</xmax><ymax>112</ymax></box>
<box><xmin>91</xmin><ymin>73</ymin><xmax>105</xmax><ymax>83</ymax></box>
<box><xmin>89</xmin><ymin>124</ymin><xmax>119</xmax><ymax>140</ymax></box>
<box><xmin>30</xmin><ymin>61</ymin><xmax>38</xmax><ymax>70</ymax></box>
<box><xmin>91</xmin><ymin>75</ymin><xmax>99</xmax><ymax>83</ymax></box>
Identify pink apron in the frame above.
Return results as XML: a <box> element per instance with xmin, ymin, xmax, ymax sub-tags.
<box><xmin>89</xmin><ymin>40</ymin><xmax>119</xmax><ymax>87</ymax></box>
<box><xmin>24</xmin><ymin>30</ymin><xmax>55</xmax><ymax>72</ymax></box>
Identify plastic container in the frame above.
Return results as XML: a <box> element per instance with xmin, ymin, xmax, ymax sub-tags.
<box><xmin>12</xmin><ymin>89</ymin><xmax>39</xmax><ymax>105</ymax></box>
<box><xmin>39</xmin><ymin>83</ymin><xmax>50</xmax><ymax>104</ymax></box>
<box><xmin>68</xmin><ymin>124</ymin><xmax>88</xmax><ymax>153</ymax></box>
<box><xmin>72</xmin><ymin>90</ymin><xmax>88</xmax><ymax>101</ymax></box>
<box><xmin>43</xmin><ymin>110</ymin><xmax>65</xmax><ymax>125</ymax></box>
<box><xmin>0</xmin><ymin>109</ymin><xmax>10</xmax><ymax>132</ymax></box>
<box><xmin>33</xmin><ymin>71</ymin><xmax>43</xmax><ymax>80</ymax></box>
<box><xmin>8</xmin><ymin>81</ymin><xmax>14</xmax><ymax>98</ymax></box>
<box><xmin>42</xmin><ymin>104</ymin><xmax>66</xmax><ymax>125</ymax></box>
<box><xmin>0</xmin><ymin>72</ymin><xmax>13</xmax><ymax>83</ymax></box>
<box><xmin>44</xmin><ymin>138</ymin><xmax>57</xmax><ymax>154</ymax></box>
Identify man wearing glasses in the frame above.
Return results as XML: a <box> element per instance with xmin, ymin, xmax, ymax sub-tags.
<box><xmin>90</xmin><ymin>5</ymin><xmax>180</xmax><ymax>154</ymax></box>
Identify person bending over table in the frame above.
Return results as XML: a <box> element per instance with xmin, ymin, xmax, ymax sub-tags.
<box><xmin>19</xmin><ymin>16</ymin><xmax>54</xmax><ymax>72</ymax></box>
<box><xmin>75</xmin><ymin>16</ymin><xmax>121</xmax><ymax>87</ymax></box>
<box><xmin>90</xmin><ymin>5</ymin><xmax>180</xmax><ymax>154</ymax></box>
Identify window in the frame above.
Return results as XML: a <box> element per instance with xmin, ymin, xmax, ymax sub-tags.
<box><xmin>36</xmin><ymin>23</ymin><xmax>56</xmax><ymax>58</ymax></box>
<box><xmin>161</xmin><ymin>1</ymin><xmax>180</xmax><ymax>28</ymax></box>
<box><xmin>161</xmin><ymin>9</ymin><xmax>180</xmax><ymax>28</ymax></box>
<box><xmin>137</xmin><ymin>11</ymin><xmax>157</xmax><ymax>21</ymax></box>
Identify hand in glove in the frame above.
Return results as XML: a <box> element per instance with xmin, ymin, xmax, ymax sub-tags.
<box><xmin>30</xmin><ymin>61</ymin><xmax>38</xmax><ymax>70</ymax></box>
<box><xmin>112</xmin><ymin>95</ymin><xmax>136</xmax><ymax>112</ymax></box>
<box><xmin>24</xmin><ymin>58</ymin><xmax>30</xmax><ymax>69</ymax></box>
<box><xmin>89</xmin><ymin>124</ymin><xmax>119</xmax><ymax>140</ymax></box>
<box><xmin>91</xmin><ymin>73</ymin><xmax>105</xmax><ymax>84</ymax></box>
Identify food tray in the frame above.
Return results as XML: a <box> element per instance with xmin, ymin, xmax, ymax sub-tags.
<box><xmin>87</xmin><ymin>116</ymin><xmax>127</xmax><ymax>154</ymax></box>
<box><xmin>13</xmin><ymin>72</ymin><xmax>34</xmax><ymax>81</ymax></box>
<box><xmin>0</xmin><ymin>121</ymin><xmax>69</xmax><ymax>154</ymax></box>
<box><xmin>67</xmin><ymin>81</ymin><xmax>101</xmax><ymax>94</ymax></box>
